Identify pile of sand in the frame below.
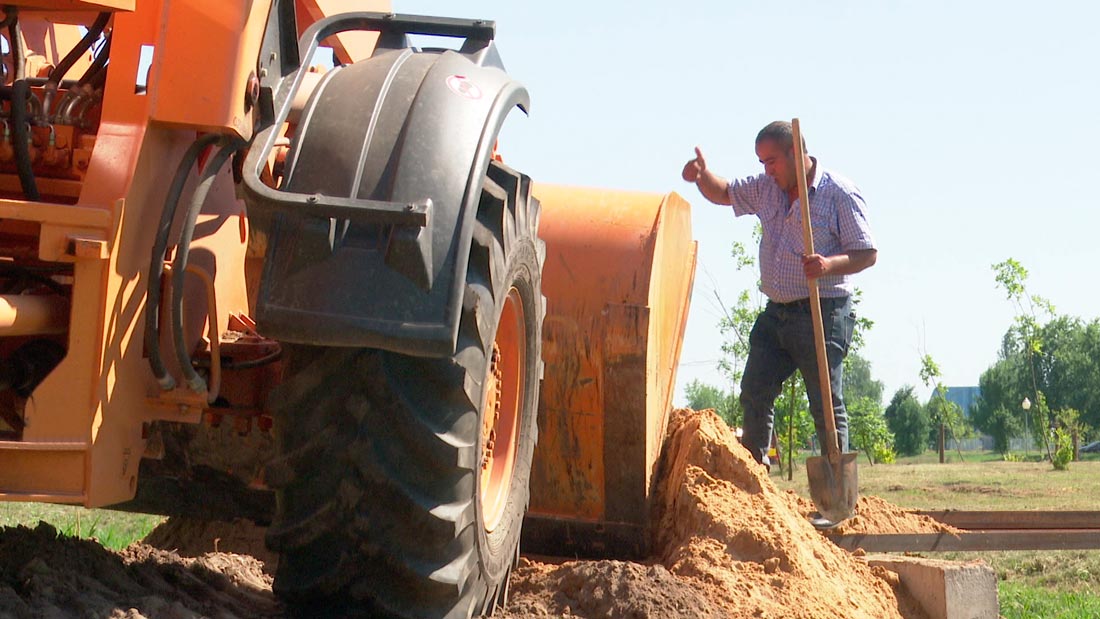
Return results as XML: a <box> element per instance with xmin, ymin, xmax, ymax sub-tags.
<box><xmin>501</xmin><ymin>408</ymin><xmax>930</xmax><ymax>618</ymax></box>
<box><xmin>795</xmin><ymin>494</ymin><xmax>960</xmax><ymax>536</ymax></box>
<box><xmin>651</xmin><ymin>408</ymin><xmax>925</xmax><ymax>618</ymax></box>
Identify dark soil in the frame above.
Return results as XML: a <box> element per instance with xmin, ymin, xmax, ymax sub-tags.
<box><xmin>0</xmin><ymin>521</ymin><xmax>279</xmax><ymax>619</ymax></box>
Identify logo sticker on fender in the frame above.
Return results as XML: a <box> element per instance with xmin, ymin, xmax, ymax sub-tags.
<box><xmin>446</xmin><ymin>75</ymin><xmax>483</xmax><ymax>100</ymax></box>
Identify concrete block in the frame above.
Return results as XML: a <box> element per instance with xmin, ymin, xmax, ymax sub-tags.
<box><xmin>866</xmin><ymin>554</ymin><xmax>998</xmax><ymax>619</ymax></box>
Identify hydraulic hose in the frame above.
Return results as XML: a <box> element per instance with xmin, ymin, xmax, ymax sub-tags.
<box><xmin>71</xmin><ymin>90</ymin><xmax>102</xmax><ymax>126</ymax></box>
<box><xmin>6</xmin><ymin>10</ymin><xmax>37</xmax><ymax>200</ymax></box>
<box><xmin>10</xmin><ymin>80</ymin><xmax>38</xmax><ymax>201</ymax></box>
<box><xmin>144</xmin><ymin>132</ymin><xmax>222</xmax><ymax>390</ymax></box>
<box><xmin>78</xmin><ymin>33</ymin><xmax>111</xmax><ymax>87</ymax></box>
<box><xmin>7</xmin><ymin>9</ymin><xmax>23</xmax><ymax>81</ymax></box>
<box><xmin>49</xmin><ymin>13</ymin><xmax>109</xmax><ymax>84</ymax></box>
<box><xmin>88</xmin><ymin>63</ymin><xmax>109</xmax><ymax>90</ymax></box>
<box><xmin>170</xmin><ymin>137</ymin><xmax>245</xmax><ymax>393</ymax></box>
<box><xmin>192</xmin><ymin>346</ymin><xmax>282</xmax><ymax>371</ymax></box>
<box><xmin>44</xmin><ymin>12</ymin><xmax>110</xmax><ymax>119</ymax></box>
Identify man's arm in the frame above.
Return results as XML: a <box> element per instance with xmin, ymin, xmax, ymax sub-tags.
<box><xmin>682</xmin><ymin>147</ymin><xmax>732</xmax><ymax>206</ymax></box>
<box><xmin>801</xmin><ymin>249</ymin><xmax>878</xmax><ymax>279</ymax></box>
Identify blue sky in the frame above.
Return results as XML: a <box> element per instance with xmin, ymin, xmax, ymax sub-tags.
<box><xmin>400</xmin><ymin>1</ymin><xmax>1100</xmax><ymax>405</ymax></box>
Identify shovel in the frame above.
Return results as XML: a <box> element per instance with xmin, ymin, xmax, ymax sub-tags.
<box><xmin>792</xmin><ymin>118</ymin><xmax>858</xmax><ymax>526</ymax></box>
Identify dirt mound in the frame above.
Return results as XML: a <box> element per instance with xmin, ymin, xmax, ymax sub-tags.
<box><xmin>144</xmin><ymin>517</ymin><xmax>279</xmax><ymax>573</ymax></box>
<box><xmin>497</xmin><ymin>557</ymin><xmax>720</xmax><ymax>618</ymax></box>
<box><xmin>789</xmin><ymin>494</ymin><xmax>960</xmax><ymax>536</ymax></box>
<box><xmin>0</xmin><ymin>522</ymin><xmax>280</xmax><ymax>618</ymax></box>
<box><xmin>0</xmin><ymin>408</ymin><xmax>942</xmax><ymax>617</ymax></box>
<box><xmin>652</xmin><ymin>408</ymin><xmax>924</xmax><ymax>619</ymax></box>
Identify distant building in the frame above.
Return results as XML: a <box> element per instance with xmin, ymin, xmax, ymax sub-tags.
<box><xmin>928</xmin><ymin>386</ymin><xmax>986</xmax><ymax>450</ymax></box>
<box><xmin>942</xmin><ymin>386</ymin><xmax>980</xmax><ymax>418</ymax></box>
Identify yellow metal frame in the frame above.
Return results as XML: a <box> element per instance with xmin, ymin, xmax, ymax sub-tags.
<box><xmin>0</xmin><ymin>1</ymin><xmax>698</xmax><ymax>547</ymax></box>
<box><xmin>0</xmin><ymin>0</ymin><xmax>389</xmax><ymax>507</ymax></box>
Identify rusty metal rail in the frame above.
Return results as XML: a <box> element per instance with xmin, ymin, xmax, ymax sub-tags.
<box><xmin>828</xmin><ymin>511</ymin><xmax>1100</xmax><ymax>552</ymax></box>
<box><xmin>915</xmin><ymin>510</ymin><xmax>1100</xmax><ymax>530</ymax></box>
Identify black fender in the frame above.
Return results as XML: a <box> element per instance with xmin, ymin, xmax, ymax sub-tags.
<box><xmin>242</xmin><ymin>13</ymin><xmax>530</xmax><ymax>356</ymax></box>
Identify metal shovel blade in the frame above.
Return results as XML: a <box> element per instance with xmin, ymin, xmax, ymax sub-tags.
<box><xmin>805</xmin><ymin>451</ymin><xmax>859</xmax><ymax>524</ymax></box>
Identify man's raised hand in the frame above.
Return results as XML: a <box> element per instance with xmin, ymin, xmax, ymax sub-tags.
<box><xmin>682</xmin><ymin>146</ymin><xmax>707</xmax><ymax>182</ymax></box>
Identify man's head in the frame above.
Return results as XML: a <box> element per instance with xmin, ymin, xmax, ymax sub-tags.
<box><xmin>755</xmin><ymin>121</ymin><xmax>808</xmax><ymax>193</ymax></box>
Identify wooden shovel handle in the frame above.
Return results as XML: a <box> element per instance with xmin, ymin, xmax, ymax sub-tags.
<box><xmin>792</xmin><ymin>118</ymin><xmax>840</xmax><ymax>464</ymax></box>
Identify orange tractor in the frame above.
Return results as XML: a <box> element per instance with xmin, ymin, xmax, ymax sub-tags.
<box><xmin>0</xmin><ymin>1</ymin><xmax>695</xmax><ymax>617</ymax></box>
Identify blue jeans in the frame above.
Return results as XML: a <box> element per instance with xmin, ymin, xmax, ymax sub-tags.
<box><xmin>739</xmin><ymin>296</ymin><xmax>855</xmax><ymax>466</ymax></box>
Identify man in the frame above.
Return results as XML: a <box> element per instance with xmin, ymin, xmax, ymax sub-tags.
<box><xmin>682</xmin><ymin>121</ymin><xmax>877</xmax><ymax>469</ymax></box>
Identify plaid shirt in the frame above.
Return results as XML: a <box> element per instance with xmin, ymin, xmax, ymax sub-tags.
<box><xmin>727</xmin><ymin>160</ymin><xmax>876</xmax><ymax>303</ymax></box>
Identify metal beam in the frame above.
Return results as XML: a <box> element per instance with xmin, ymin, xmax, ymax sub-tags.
<box><xmin>917</xmin><ymin>510</ymin><xmax>1100</xmax><ymax>530</ymax></box>
<box><xmin>830</xmin><ymin>530</ymin><xmax>1100</xmax><ymax>552</ymax></box>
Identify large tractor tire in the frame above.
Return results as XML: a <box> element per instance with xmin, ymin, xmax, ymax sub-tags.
<box><xmin>265</xmin><ymin>161</ymin><xmax>545</xmax><ymax>619</ymax></box>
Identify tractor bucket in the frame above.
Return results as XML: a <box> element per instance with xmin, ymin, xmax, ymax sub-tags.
<box><xmin>522</xmin><ymin>185</ymin><xmax>696</xmax><ymax>559</ymax></box>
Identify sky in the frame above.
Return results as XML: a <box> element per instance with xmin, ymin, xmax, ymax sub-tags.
<box><xmin>399</xmin><ymin>0</ymin><xmax>1100</xmax><ymax>406</ymax></box>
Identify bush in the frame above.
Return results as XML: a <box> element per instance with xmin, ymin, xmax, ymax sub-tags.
<box><xmin>1053</xmin><ymin>429</ymin><xmax>1073</xmax><ymax>471</ymax></box>
<box><xmin>869</xmin><ymin>444</ymin><xmax>896</xmax><ymax>464</ymax></box>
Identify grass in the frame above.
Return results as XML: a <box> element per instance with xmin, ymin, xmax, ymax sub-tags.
<box><xmin>0</xmin><ymin>502</ymin><xmax>163</xmax><ymax>550</ymax></box>
<box><xmin>772</xmin><ymin>451</ymin><xmax>1100</xmax><ymax>617</ymax></box>
<box><xmin>999</xmin><ymin>582</ymin><xmax>1100</xmax><ymax>619</ymax></box>
<box><xmin>775</xmin><ymin>452</ymin><xmax>1100</xmax><ymax>511</ymax></box>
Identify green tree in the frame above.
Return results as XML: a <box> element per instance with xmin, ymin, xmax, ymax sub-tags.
<box><xmin>849</xmin><ymin>395</ymin><xmax>895</xmax><ymax>464</ymax></box>
<box><xmin>716</xmin><ymin>235</ymin><xmax>765</xmax><ymax>391</ymax></box>
<box><xmin>884</xmin><ymin>386</ymin><xmax>930</xmax><ymax>457</ymax></box>
<box><xmin>1051</xmin><ymin>407</ymin><xmax>1079</xmax><ymax>470</ymax></box>
<box><xmin>971</xmin><ymin>360</ymin><xmax>1024</xmax><ymax>454</ymax></box>
<box><xmin>774</xmin><ymin>374</ymin><xmax>813</xmax><ymax>475</ymax></box>
<box><xmin>1034</xmin><ymin>317</ymin><xmax>1100</xmax><ymax>437</ymax></box>
<box><xmin>684</xmin><ymin>379</ymin><xmax>736</xmax><ymax>427</ymax></box>
<box><xmin>992</xmin><ymin>258</ymin><xmax>1056</xmax><ymax>459</ymax></box>
<box><xmin>845</xmin><ymin>353</ymin><xmax>893</xmax><ymax>464</ymax></box>
<box><xmin>1067</xmin><ymin>321</ymin><xmax>1100</xmax><ymax>434</ymax></box>
<box><xmin>845</xmin><ymin>352</ymin><xmax>884</xmax><ymax>405</ymax></box>
<box><xmin>976</xmin><ymin>262</ymin><xmax>1100</xmax><ymax>457</ymax></box>
<box><xmin>919</xmin><ymin>354</ymin><xmax>968</xmax><ymax>463</ymax></box>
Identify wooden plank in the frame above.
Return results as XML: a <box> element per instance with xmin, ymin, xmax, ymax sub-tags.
<box><xmin>917</xmin><ymin>510</ymin><xmax>1100</xmax><ymax>530</ymax></box>
<box><xmin>830</xmin><ymin>530</ymin><xmax>1100</xmax><ymax>552</ymax></box>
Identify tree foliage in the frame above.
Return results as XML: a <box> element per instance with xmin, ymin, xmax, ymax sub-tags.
<box><xmin>991</xmin><ymin>258</ymin><xmax>1056</xmax><ymax>458</ymax></box>
<box><xmin>716</xmin><ymin>235</ymin><xmax>764</xmax><ymax>391</ymax></box>
<box><xmin>1052</xmin><ymin>407</ymin><xmax>1079</xmax><ymax>470</ymax></box>
<box><xmin>684</xmin><ymin>379</ymin><xmax>737</xmax><ymax>427</ymax></box>
<box><xmin>974</xmin><ymin>260</ymin><xmax>1100</xmax><ymax>458</ymax></box>
<box><xmin>884</xmin><ymin>386</ymin><xmax>930</xmax><ymax>457</ymax></box>
<box><xmin>845</xmin><ymin>353</ymin><xmax>893</xmax><ymax>464</ymax></box>
<box><xmin>970</xmin><ymin>359</ymin><xmax>1023</xmax><ymax>454</ymax></box>
<box><xmin>849</xmin><ymin>395</ymin><xmax>895</xmax><ymax>464</ymax></box>
<box><xmin>919</xmin><ymin>354</ymin><xmax>969</xmax><ymax>461</ymax></box>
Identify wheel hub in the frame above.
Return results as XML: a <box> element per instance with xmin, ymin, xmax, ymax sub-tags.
<box><xmin>480</xmin><ymin>287</ymin><xmax>525</xmax><ymax>533</ymax></box>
